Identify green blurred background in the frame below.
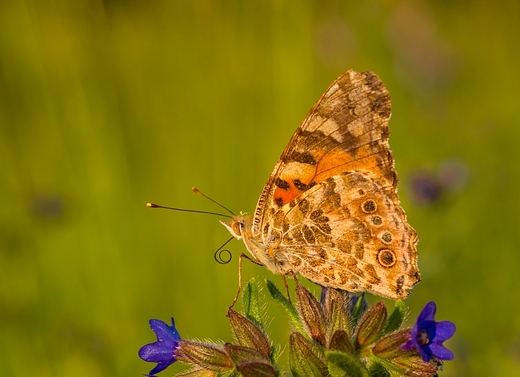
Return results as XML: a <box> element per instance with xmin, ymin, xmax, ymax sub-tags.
<box><xmin>1</xmin><ymin>0</ymin><xmax>519</xmax><ymax>376</ymax></box>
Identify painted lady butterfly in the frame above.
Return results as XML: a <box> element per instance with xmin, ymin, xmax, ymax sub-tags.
<box><xmin>221</xmin><ymin>70</ymin><xmax>420</xmax><ymax>300</ymax></box>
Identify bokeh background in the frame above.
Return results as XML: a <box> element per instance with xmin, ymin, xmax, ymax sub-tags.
<box><xmin>1</xmin><ymin>0</ymin><xmax>519</xmax><ymax>376</ymax></box>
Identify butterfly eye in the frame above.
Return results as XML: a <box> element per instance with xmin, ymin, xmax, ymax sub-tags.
<box><xmin>232</xmin><ymin>222</ymin><xmax>243</xmax><ymax>236</ymax></box>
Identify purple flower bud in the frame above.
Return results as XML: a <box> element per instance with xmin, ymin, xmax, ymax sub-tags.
<box><xmin>138</xmin><ymin>318</ymin><xmax>181</xmax><ymax>376</ymax></box>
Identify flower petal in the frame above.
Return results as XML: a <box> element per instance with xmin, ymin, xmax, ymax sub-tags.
<box><xmin>429</xmin><ymin>342</ymin><xmax>455</xmax><ymax>360</ymax></box>
<box><xmin>417</xmin><ymin>302</ymin><xmax>436</xmax><ymax>324</ymax></box>
<box><xmin>139</xmin><ymin>342</ymin><xmax>175</xmax><ymax>362</ymax></box>
<box><xmin>434</xmin><ymin>320</ymin><xmax>456</xmax><ymax>342</ymax></box>
<box><xmin>147</xmin><ymin>360</ymin><xmax>175</xmax><ymax>376</ymax></box>
<box><xmin>418</xmin><ymin>344</ymin><xmax>432</xmax><ymax>362</ymax></box>
<box><xmin>405</xmin><ymin>302</ymin><xmax>456</xmax><ymax>363</ymax></box>
<box><xmin>149</xmin><ymin>318</ymin><xmax>181</xmax><ymax>342</ymax></box>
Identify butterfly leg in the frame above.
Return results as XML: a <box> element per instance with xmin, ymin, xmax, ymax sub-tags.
<box><xmin>281</xmin><ymin>274</ymin><xmax>292</xmax><ymax>303</ymax></box>
<box><xmin>282</xmin><ymin>271</ymin><xmax>300</xmax><ymax>303</ymax></box>
<box><xmin>228</xmin><ymin>252</ymin><xmax>264</xmax><ymax>310</ymax></box>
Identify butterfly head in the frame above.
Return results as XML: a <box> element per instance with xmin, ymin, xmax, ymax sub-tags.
<box><xmin>220</xmin><ymin>215</ymin><xmax>251</xmax><ymax>240</ymax></box>
<box><xmin>220</xmin><ymin>215</ymin><xmax>278</xmax><ymax>272</ymax></box>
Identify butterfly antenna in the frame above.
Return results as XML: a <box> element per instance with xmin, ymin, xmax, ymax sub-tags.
<box><xmin>192</xmin><ymin>187</ymin><xmax>236</xmax><ymax>216</ymax></box>
<box><xmin>146</xmin><ymin>202</ymin><xmax>232</xmax><ymax>218</ymax></box>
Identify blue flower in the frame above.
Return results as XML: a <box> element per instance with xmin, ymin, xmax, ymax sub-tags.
<box><xmin>403</xmin><ymin>302</ymin><xmax>456</xmax><ymax>362</ymax></box>
<box><xmin>139</xmin><ymin>318</ymin><xmax>181</xmax><ymax>376</ymax></box>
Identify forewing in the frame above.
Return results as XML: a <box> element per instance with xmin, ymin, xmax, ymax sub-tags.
<box><xmin>252</xmin><ymin>70</ymin><xmax>395</xmax><ymax>235</ymax></box>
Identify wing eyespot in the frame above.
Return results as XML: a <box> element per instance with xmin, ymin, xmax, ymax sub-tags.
<box><xmin>377</xmin><ymin>248</ymin><xmax>396</xmax><ymax>268</ymax></box>
<box><xmin>361</xmin><ymin>199</ymin><xmax>377</xmax><ymax>213</ymax></box>
<box><xmin>381</xmin><ymin>232</ymin><xmax>393</xmax><ymax>244</ymax></box>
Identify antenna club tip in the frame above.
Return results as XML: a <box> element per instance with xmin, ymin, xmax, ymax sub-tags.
<box><xmin>146</xmin><ymin>203</ymin><xmax>157</xmax><ymax>208</ymax></box>
<box><xmin>191</xmin><ymin>187</ymin><xmax>200</xmax><ymax>193</ymax></box>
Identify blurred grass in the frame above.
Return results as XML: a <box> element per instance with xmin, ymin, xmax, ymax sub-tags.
<box><xmin>1</xmin><ymin>0</ymin><xmax>520</xmax><ymax>376</ymax></box>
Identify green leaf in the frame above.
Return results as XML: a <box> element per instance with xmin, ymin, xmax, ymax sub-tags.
<box><xmin>242</xmin><ymin>278</ymin><xmax>262</xmax><ymax>326</ymax></box>
<box><xmin>175</xmin><ymin>340</ymin><xmax>234</xmax><ymax>372</ymax></box>
<box><xmin>351</xmin><ymin>293</ymin><xmax>368</xmax><ymax>325</ymax></box>
<box><xmin>322</xmin><ymin>288</ymin><xmax>350</xmax><ymax>336</ymax></box>
<box><xmin>296</xmin><ymin>284</ymin><xmax>327</xmax><ymax>346</ymax></box>
<box><xmin>329</xmin><ymin>330</ymin><xmax>354</xmax><ymax>355</ymax></box>
<box><xmin>224</xmin><ymin>343</ymin><xmax>269</xmax><ymax>364</ymax></box>
<box><xmin>236</xmin><ymin>360</ymin><xmax>277</xmax><ymax>377</ymax></box>
<box><xmin>266</xmin><ymin>279</ymin><xmax>304</xmax><ymax>332</ymax></box>
<box><xmin>356</xmin><ymin>302</ymin><xmax>387</xmax><ymax>348</ymax></box>
<box><xmin>176</xmin><ymin>367</ymin><xmax>217</xmax><ymax>377</ymax></box>
<box><xmin>368</xmin><ymin>361</ymin><xmax>390</xmax><ymax>377</ymax></box>
<box><xmin>289</xmin><ymin>332</ymin><xmax>328</xmax><ymax>377</ymax></box>
<box><xmin>373</xmin><ymin>329</ymin><xmax>412</xmax><ymax>359</ymax></box>
<box><xmin>391</xmin><ymin>355</ymin><xmax>438</xmax><ymax>375</ymax></box>
<box><xmin>226</xmin><ymin>310</ymin><xmax>272</xmax><ymax>359</ymax></box>
<box><xmin>382</xmin><ymin>300</ymin><xmax>406</xmax><ymax>335</ymax></box>
<box><xmin>326</xmin><ymin>351</ymin><xmax>370</xmax><ymax>377</ymax></box>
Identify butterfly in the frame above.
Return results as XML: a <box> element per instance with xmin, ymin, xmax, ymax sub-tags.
<box><xmin>220</xmin><ymin>70</ymin><xmax>420</xmax><ymax>300</ymax></box>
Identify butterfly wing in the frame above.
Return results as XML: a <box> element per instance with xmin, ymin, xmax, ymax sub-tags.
<box><xmin>248</xmin><ymin>70</ymin><xmax>419</xmax><ymax>299</ymax></box>
<box><xmin>252</xmin><ymin>70</ymin><xmax>396</xmax><ymax>234</ymax></box>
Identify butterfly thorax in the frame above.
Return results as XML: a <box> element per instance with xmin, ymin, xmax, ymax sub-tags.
<box><xmin>220</xmin><ymin>215</ymin><xmax>288</xmax><ymax>274</ymax></box>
